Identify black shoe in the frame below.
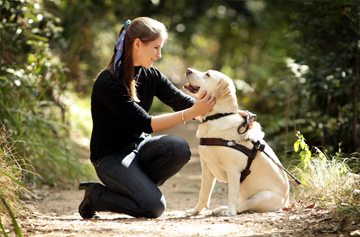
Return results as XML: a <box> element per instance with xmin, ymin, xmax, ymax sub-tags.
<box><xmin>79</xmin><ymin>182</ymin><xmax>99</xmax><ymax>219</ymax></box>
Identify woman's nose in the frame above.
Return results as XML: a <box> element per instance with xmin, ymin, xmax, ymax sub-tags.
<box><xmin>156</xmin><ymin>50</ymin><xmax>162</xmax><ymax>59</ymax></box>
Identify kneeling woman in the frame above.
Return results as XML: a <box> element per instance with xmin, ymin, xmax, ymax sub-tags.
<box><xmin>78</xmin><ymin>17</ymin><xmax>216</xmax><ymax>219</ymax></box>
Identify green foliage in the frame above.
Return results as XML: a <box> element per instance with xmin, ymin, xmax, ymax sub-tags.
<box><xmin>287</xmin><ymin>1</ymin><xmax>360</xmax><ymax>152</ymax></box>
<box><xmin>0</xmin><ymin>126</ymin><xmax>27</xmax><ymax>236</ymax></box>
<box><xmin>293</xmin><ymin>132</ymin><xmax>359</xmax><ymax>212</ymax></box>
<box><xmin>0</xmin><ymin>196</ymin><xmax>23</xmax><ymax>237</ymax></box>
<box><xmin>0</xmin><ymin>218</ymin><xmax>8</xmax><ymax>237</ymax></box>
<box><xmin>0</xmin><ymin>0</ymin><xmax>93</xmax><ymax>186</ymax></box>
<box><xmin>294</xmin><ymin>132</ymin><xmax>312</xmax><ymax>168</ymax></box>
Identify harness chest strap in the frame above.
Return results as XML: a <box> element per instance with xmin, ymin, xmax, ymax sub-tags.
<box><xmin>199</xmin><ymin>138</ymin><xmax>265</xmax><ymax>183</ymax></box>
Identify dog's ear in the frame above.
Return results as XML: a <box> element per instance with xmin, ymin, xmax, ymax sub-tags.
<box><xmin>214</xmin><ymin>78</ymin><xmax>231</xmax><ymax>98</ymax></box>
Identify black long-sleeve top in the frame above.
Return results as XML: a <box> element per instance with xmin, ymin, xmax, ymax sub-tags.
<box><xmin>90</xmin><ymin>66</ymin><xmax>195</xmax><ymax>163</ymax></box>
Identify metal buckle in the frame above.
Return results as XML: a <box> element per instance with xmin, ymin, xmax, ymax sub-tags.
<box><xmin>227</xmin><ymin>140</ymin><xmax>236</xmax><ymax>146</ymax></box>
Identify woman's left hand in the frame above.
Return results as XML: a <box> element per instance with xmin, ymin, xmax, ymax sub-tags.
<box><xmin>238</xmin><ymin>110</ymin><xmax>256</xmax><ymax>129</ymax></box>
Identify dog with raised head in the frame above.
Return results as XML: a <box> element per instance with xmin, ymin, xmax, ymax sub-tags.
<box><xmin>184</xmin><ymin>68</ymin><xmax>289</xmax><ymax>216</ymax></box>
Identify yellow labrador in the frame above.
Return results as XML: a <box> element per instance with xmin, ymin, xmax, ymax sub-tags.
<box><xmin>184</xmin><ymin>68</ymin><xmax>289</xmax><ymax>216</ymax></box>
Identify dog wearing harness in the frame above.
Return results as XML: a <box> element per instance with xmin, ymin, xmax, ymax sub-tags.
<box><xmin>184</xmin><ymin>68</ymin><xmax>291</xmax><ymax>216</ymax></box>
<box><xmin>200</xmin><ymin>114</ymin><xmax>301</xmax><ymax>185</ymax></box>
<box><xmin>199</xmin><ymin>113</ymin><xmax>263</xmax><ymax>183</ymax></box>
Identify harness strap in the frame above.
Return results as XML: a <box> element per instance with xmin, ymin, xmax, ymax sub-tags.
<box><xmin>202</xmin><ymin>112</ymin><xmax>234</xmax><ymax>123</ymax></box>
<box><xmin>199</xmin><ymin>138</ymin><xmax>265</xmax><ymax>183</ymax></box>
<box><xmin>242</xmin><ymin>140</ymin><xmax>265</xmax><ymax>183</ymax></box>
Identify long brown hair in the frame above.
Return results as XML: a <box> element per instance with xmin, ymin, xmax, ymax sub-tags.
<box><xmin>107</xmin><ymin>17</ymin><xmax>168</xmax><ymax>102</ymax></box>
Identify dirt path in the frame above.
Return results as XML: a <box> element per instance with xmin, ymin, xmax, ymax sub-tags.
<box><xmin>13</xmin><ymin>121</ymin><xmax>359</xmax><ymax>236</ymax></box>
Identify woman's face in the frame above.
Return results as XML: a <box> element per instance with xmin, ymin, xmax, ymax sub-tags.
<box><xmin>132</xmin><ymin>35</ymin><xmax>165</xmax><ymax>68</ymax></box>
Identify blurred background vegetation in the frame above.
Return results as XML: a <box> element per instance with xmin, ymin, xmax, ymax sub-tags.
<box><xmin>0</xmin><ymin>0</ymin><xmax>359</xmax><ymax>188</ymax></box>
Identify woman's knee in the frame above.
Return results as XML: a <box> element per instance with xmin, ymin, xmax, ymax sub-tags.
<box><xmin>166</xmin><ymin>135</ymin><xmax>191</xmax><ymax>162</ymax></box>
<box><xmin>141</xmin><ymin>195</ymin><xmax>166</xmax><ymax>218</ymax></box>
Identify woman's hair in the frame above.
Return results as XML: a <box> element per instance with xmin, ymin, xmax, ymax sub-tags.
<box><xmin>107</xmin><ymin>17</ymin><xmax>168</xmax><ymax>102</ymax></box>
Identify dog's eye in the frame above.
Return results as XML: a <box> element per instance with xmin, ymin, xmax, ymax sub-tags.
<box><xmin>205</xmin><ymin>72</ymin><xmax>210</xmax><ymax>77</ymax></box>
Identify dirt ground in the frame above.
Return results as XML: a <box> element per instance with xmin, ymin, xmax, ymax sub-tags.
<box><xmin>8</xmin><ymin>120</ymin><xmax>360</xmax><ymax>236</ymax></box>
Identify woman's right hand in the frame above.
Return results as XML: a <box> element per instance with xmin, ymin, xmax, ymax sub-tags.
<box><xmin>151</xmin><ymin>90</ymin><xmax>215</xmax><ymax>132</ymax></box>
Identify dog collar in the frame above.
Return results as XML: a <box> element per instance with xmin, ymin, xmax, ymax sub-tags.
<box><xmin>202</xmin><ymin>112</ymin><xmax>234</xmax><ymax>123</ymax></box>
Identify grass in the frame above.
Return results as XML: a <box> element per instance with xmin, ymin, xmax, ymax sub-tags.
<box><xmin>0</xmin><ymin>125</ymin><xmax>32</xmax><ymax>236</ymax></box>
<box><xmin>293</xmin><ymin>151</ymin><xmax>359</xmax><ymax>207</ymax></box>
<box><xmin>0</xmin><ymin>196</ymin><xmax>23</xmax><ymax>237</ymax></box>
<box><xmin>290</xmin><ymin>133</ymin><xmax>360</xmax><ymax>225</ymax></box>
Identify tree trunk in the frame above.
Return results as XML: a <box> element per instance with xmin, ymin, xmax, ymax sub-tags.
<box><xmin>352</xmin><ymin>4</ymin><xmax>360</xmax><ymax>150</ymax></box>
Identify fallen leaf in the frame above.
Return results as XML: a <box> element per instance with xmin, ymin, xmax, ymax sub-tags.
<box><xmin>282</xmin><ymin>206</ymin><xmax>293</xmax><ymax>211</ymax></box>
<box><xmin>305</xmin><ymin>204</ymin><xmax>316</xmax><ymax>209</ymax></box>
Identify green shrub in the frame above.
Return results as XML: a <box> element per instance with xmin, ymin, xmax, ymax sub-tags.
<box><xmin>292</xmin><ymin>132</ymin><xmax>360</xmax><ymax>212</ymax></box>
<box><xmin>0</xmin><ymin>0</ymin><xmax>94</xmax><ymax>186</ymax></box>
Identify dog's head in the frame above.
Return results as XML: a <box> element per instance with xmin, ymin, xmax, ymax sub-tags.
<box><xmin>184</xmin><ymin>68</ymin><xmax>238</xmax><ymax>113</ymax></box>
<box><xmin>184</xmin><ymin>68</ymin><xmax>236</xmax><ymax>98</ymax></box>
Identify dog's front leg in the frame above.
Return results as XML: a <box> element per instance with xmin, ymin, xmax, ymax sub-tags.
<box><xmin>213</xmin><ymin>166</ymin><xmax>240</xmax><ymax>216</ymax></box>
<box><xmin>185</xmin><ymin>159</ymin><xmax>216</xmax><ymax>216</ymax></box>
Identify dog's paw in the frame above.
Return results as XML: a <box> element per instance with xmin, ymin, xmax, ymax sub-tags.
<box><xmin>213</xmin><ymin>206</ymin><xmax>237</xmax><ymax>216</ymax></box>
<box><xmin>212</xmin><ymin>206</ymin><xmax>227</xmax><ymax>215</ymax></box>
<box><xmin>185</xmin><ymin>209</ymin><xmax>200</xmax><ymax>216</ymax></box>
<box><xmin>223</xmin><ymin>209</ymin><xmax>237</xmax><ymax>216</ymax></box>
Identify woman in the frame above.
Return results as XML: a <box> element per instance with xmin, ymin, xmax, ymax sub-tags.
<box><xmin>79</xmin><ymin>17</ymin><xmax>253</xmax><ymax>219</ymax></box>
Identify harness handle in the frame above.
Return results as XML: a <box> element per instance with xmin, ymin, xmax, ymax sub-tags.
<box><xmin>238</xmin><ymin>114</ymin><xmax>257</xmax><ymax>134</ymax></box>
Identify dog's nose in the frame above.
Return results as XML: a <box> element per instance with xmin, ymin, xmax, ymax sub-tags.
<box><xmin>186</xmin><ymin>68</ymin><xmax>192</xmax><ymax>75</ymax></box>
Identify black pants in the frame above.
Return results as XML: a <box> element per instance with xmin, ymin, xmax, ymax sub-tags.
<box><xmin>89</xmin><ymin>135</ymin><xmax>191</xmax><ymax>218</ymax></box>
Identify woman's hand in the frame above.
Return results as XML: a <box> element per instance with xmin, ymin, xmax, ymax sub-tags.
<box><xmin>189</xmin><ymin>90</ymin><xmax>216</xmax><ymax>119</ymax></box>
<box><xmin>151</xmin><ymin>90</ymin><xmax>215</xmax><ymax>132</ymax></box>
<box><xmin>238</xmin><ymin>110</ymin><xmax>256</xmax><ymax>129</ymax></box>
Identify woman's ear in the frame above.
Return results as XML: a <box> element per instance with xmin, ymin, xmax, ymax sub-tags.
<box><xmin>133</xmin><ymin>38</ymin><xmax>140</xmax><ymax>50</ymax></box>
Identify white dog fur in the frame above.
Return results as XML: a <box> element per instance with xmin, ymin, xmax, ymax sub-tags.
<box><xmin>184</xmin><ymin>68</ymin><xmax>289</xmax><ymax>216</ymax></box>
